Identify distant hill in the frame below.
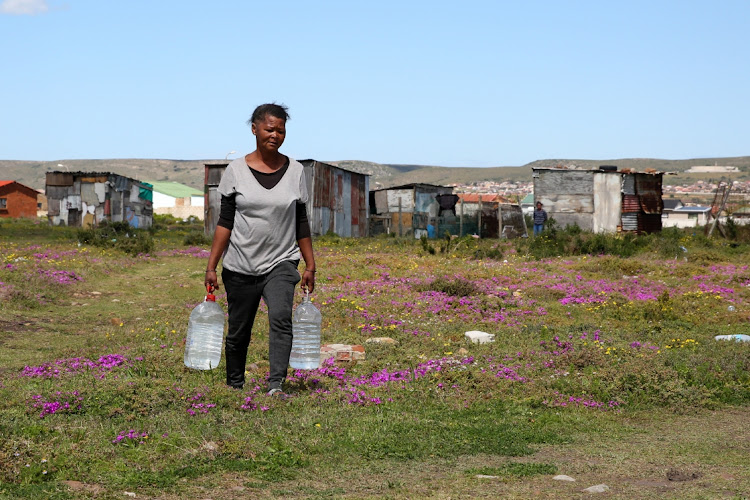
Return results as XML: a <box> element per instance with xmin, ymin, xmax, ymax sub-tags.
<box><xmin>0</xmin><ymin>159</ymin><xmax>215</xmax><ymax>191</ymax></box>
<box><xmin>2</xmin><ymin>156</ymin><xmax>749</xmax><ymax>191</ymax></box>
<box><xmin>324</xmin><ymin>157</ymin><xmax>750</xmax><ymax>187</ymax></box>
<box><xmin>330</xmin><ymin>160</ymin><xmax>529</xmax><ymax>188</ymax></box>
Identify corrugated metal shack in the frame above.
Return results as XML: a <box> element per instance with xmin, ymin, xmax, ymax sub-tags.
<box><xmin>298</xmin><ymin>159</ymin><xmax>369</xmax><ymax>237</ymax></box>
<box><xmin>532</xmin><ymin>166</ymin><xmax>663</xmax><ymax>234</ymax></box>
<box><xmin>45</xmin><ymin>171</ymin><xmax>153</xmax><ymax>228</ymax></box>
<box><xmin>203</xmin><ymin>159</ymin><xmax>370</xmax><ymax>237</ymax></box>
<box><xmin>369</xmin><ymin>183</ymin><xmax>453</xmax><ymax>238</ymax></box>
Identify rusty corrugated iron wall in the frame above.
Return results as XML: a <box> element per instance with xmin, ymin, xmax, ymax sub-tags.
<box><xmin>618</xmin><ymin>173</ymin><xmax>663</xmax><ymax>234</ymax></box>
<box><xmin>301</xmin><ymin>159</ymin><xmax>369</xmax><ymax>237</ymax></box>
<box><xmin>631</xmin><ymin>173</ymin><xmax>663</xmax><ymax>234</ymax></box>
<box><xmin>635</xmin><ymin>174</ymin><xmax>663</xmax><ymax>214</ymax></box>
<box><xmin>204</xmin><ymin>163</ymin><xmax>228</xmax><ymax>236</ymax></box>
<box><xmin>622</xmin><ymin>195</ymin><xmax>640</xmax><ymax>212</ymax></box>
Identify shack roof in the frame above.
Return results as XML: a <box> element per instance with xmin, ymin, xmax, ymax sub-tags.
<box><xmin>531</xmin><ymin>166</ymin><xmax>666</xmax><ymax>175</ymax></box>
<box><xmin>47</xmin><ymin>171</ymin><xmax>151</xmax><ymax>183</ymax></box>
<box><xmin>372</xmin><ymin>183</ymin><xmax>450</xmax><ymax>192</ymax></box>
<box><xmin>298</xmin><ymin>159</ymin><xmax>370</xmax><ymax>177</ymax></box>
<box><xmin>663</xmin><ymin>199</ymin><xmax>683</xmax><ymax>210</ymax></box>
<box><xmin>147</xmin><ymin>181</ymin><xmax>202</xmax><ymax>198</ymax></box>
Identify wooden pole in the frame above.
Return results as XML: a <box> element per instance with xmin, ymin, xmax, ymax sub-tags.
<box><xmin>478</xmin><ymin>198</ymin><xmax>483</xmax><ymax>238</ymax></box>
<box><xmin>398</xmin><ymin>197</ymin><xmax>403</xmax><ymax>237</ymax></box>
<box><xmin>459</xmin><ymin>199</ymin><xmax>464</xmax><ymax>237</ymax></box>
<box><xmin>708</xmin><ymin>184</ymin><xmax>732</xmax><ymax>237</ymax></box>
<box><xmin>498</xmin><ymin>203</ymin><xmax>503</xmax><ymax>239</ymax></box>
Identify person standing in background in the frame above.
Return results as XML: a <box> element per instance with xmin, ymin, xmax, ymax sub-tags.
<box><xmin>533</xmin><ymin>201</ymin><xmax>548</xmax><ymax>236</ymax></box>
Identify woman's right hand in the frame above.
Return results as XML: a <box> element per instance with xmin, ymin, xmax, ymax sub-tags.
<box><xmin>205</xmin><ymin>226</ymin><xmax>231</xmax><ymax>292</ymax></box>
<box><xmin>204</xmin><ymin>270</ymin><xmax>219</xmax><ymax>290</ymax></box>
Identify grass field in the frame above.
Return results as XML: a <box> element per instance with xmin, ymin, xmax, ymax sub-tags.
<box><xmin>1</xmin><ymin>218</ymin><xmax>749</xmax><ymax>499</ymax></box>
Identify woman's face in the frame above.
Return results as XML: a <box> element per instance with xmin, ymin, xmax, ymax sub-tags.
<box><xmin>252</xmin><ymin>114</ymin><xmax>286</xmax><ymax>154</ymax></box>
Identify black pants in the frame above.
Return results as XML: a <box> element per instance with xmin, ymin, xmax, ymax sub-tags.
<box><xmin>222</xmin><ymin>260</ymin><xmax>300</xmax><ymax>389</ymax></box>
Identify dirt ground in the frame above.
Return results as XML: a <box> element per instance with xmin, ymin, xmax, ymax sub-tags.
<box><xmin>110</xmin><ymin>407</ymin><xmax>749</xmax><ymax>499</ymax></box>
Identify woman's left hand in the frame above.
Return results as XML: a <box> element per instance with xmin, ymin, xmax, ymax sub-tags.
<box><xmin>301</xmin><ymin>269</ymin><xmax>316</xmax><ymax>294</ymax></box>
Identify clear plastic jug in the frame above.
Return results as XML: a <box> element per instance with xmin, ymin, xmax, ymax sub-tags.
<box><xmin>290</xmin><ymin>291</ymin><xmax>322</xmax><ymax>369</ymax></box>
<box><xmin>184</xmin><ymin>285</ymin><xmax>225</xmax><ymax>370</ymax></box>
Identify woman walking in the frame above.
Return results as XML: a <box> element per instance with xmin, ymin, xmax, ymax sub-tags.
<box><xmin>204</xmin><ymin>103</ymin><xmax>316</xmax><ymax>395</ymax></box>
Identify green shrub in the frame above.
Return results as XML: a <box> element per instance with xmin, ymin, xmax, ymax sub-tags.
<box><xmin>515</xmin><ymin>223</ymin><xmax>718</xmax><ymax>260</ymax></box>
<box><xmin>421</xmin><ymin>276</ymin><xmax>478</xmax><ymax>297</ymax></box>
<box><xmin>420</xmin><ymin>235</ymin><xmax>436</xmax><ymax>255</ymax></box>
<box><xmin>183</xmin><ymin>231</ymin><xmax>211</xmax><ymax>247</ymax></box>
<box><xmin>77</xmin><ymin>221</ymin><xmax>154</xmax><ymax>256</ymax></box>
<box><xmin>474</xmin><ymin>245</ymin><xmax>504</xmax><ymax>260</ymax></box>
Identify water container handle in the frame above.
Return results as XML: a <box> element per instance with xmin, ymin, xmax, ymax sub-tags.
<box><xmin>206</xmin><ymin>284</ymin><xmax>216</xmax><ymax>302</ymax></box>
<box><xmin>206</xmin><ymin>284</ymin><xmax>215</xmax><ymax>294</ymax></box>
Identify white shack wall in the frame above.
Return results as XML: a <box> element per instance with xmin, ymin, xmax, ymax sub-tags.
<box><xmin>663</xmin><ymin>216</ymin><xmax>698</xmax><ymax>228</ymax></box>
<box><xmin>593</xmin><ymin>173</ymin><xmax>622</xmax><ymax>233</ymax></box>
<box><xmin>386</xmin><ymin>190</ymin><xmax>415</xmax><ymax>213</ymax></box>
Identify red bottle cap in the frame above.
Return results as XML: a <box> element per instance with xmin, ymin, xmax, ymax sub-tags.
<box><xmin>206</xmin><ymin>284</ymin><xmax>216</xmax><ymax>302</ymax></box>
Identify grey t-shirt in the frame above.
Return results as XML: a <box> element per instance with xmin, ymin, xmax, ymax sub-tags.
<box><xmin>218</xmin><ymin>156</ymin><xmax>308</xmax><ymax>275</ymax></box>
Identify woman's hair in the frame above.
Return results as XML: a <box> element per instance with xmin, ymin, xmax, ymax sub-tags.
<box><xmin>247</xmin><ymin>103</ymin><xmax>290</xmax><ymax>126</ymax></box>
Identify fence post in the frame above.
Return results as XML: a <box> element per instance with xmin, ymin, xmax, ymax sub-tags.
<box><xmin>478</xmin><ymin>198</ymin><xmax>483</xmax><ymax>238</ymax></box>
<box><xmin>459</xmin><ymin>199</ymin><xmax>464</xmax><ymax>237</ymax></box>
<box><xmin>498</xmin><ymin>203</ymin><xmax>503</xmax><ymax>239</ymax></box>
<box><xmin>398</xmin><ymin>197</ymin><xmax>403</xmax><ymax>237</ymax></box>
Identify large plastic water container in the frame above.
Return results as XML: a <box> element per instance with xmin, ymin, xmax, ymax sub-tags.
<box><xmin>184</xmin><ymin>286</ymin><xmax>225</xmax><ymax>370</ymax></box>
<box><xmin>290</xmin><ymin>292</ymin><xmax>322</xmax><ymax>369</ymax></box>
<box><xmin>714</xmin><ymin>334</ymin><xmax>750</xmax><ymax>343</ymax></box>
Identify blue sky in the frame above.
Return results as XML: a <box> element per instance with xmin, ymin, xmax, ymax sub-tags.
<box><xmin>2</xmin><ymin>0</ymin><xmax>749</xmax><ymax>167</ymax></box>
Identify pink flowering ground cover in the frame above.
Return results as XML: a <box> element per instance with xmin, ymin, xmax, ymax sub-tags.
<box><xmin>1</xmin><ymin>225</ymin><xmax>749</xmax><ymax>497</ymax></box>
